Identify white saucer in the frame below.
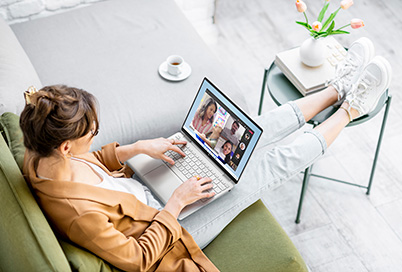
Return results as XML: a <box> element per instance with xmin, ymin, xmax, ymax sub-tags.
<box><xmin>158</xmin><ymin>61</ymin><xmax>192</xmax><ymax>81</ymax></box>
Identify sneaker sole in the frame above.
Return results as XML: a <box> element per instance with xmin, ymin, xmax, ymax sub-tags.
<box><xmin>351</xmin><ymin>37</ymin><xmax>375</xmax><ymax>66</ymax></box>
<box><xmin>334</xmin><ymin>37</ymin><xmax>375</xmax><ymax>101</ymax></box>
<box><xmin>367</xmin><ymin>56</ymin><xmax>392</xmax><ymax>113</ymax></box>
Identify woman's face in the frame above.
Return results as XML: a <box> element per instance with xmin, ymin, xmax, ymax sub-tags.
<box><xmin>206</xmin><ymin>104</ymin><xmax>216</xmax><ymax>120</ymax></box>
<box><xmin>70</xmin><ymin>124</ymin><xmax>97</xmax><ymax>155</ymax></box>
<box><xmin>222</xmin><ymin>142</ymin><xmax>232</xmax><ymax>155</ymax></box>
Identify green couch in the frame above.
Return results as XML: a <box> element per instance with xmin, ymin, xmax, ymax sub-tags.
<box><xmin>0</xmin><ymin>112</ymin><xmax>307</xmax><ymax>271</ymax></box>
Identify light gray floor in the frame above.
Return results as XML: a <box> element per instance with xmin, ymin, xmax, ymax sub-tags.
<box><xmin>196</xmin><ymin>0</ymin><xmax>402</xmax><ymax>271</ymax></box>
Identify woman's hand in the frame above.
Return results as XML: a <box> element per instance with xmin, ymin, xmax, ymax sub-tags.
<box><xmin>116</xmin><ymin>137</ymin><xmax>186</xmax><ymax>164</ymax></box>
<box><xmin>140</xmin><ymin>137</ymin><xmax>187</xmax><ymax>165</ymax></box>
<box><xmin>164</xmin><ymin>176</ymin><xmax>215</xmax><ymax>218</ymax></box>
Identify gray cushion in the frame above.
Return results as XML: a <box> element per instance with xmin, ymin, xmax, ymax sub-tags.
<box><xmin>11</xmin><ymin>0</ymin><xmax>248</xmax><ymax>151</ymax></box>
<box><xmin>0</xmin><ymin>18</ymin><xmax>42</xmax><ymax>115</ymax></box>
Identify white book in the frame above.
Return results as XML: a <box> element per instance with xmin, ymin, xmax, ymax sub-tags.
<box><xmin>275</xmin><ymin>37</ymin><xmax>346</xmax><ymax>96</ymax></box>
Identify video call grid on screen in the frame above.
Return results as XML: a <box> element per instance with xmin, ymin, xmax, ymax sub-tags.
<box><xmin>182</xmin><ymin>78</ymin><xmax>262</xmax><ymax>181</ymax></box>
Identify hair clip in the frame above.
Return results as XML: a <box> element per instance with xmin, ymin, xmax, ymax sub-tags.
<box><xmin>24</xmin><ymin>86</ymin><xmax>38</xmax><ymax>105</ymax></box>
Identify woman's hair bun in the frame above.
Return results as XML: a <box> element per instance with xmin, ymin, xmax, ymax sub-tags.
<box><xmin>20</xmin><ymin>85</ymin><xmax>99</xmax><ymax>157</ymax></box>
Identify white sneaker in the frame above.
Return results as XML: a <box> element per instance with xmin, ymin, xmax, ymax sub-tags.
<box><xmin>346</xmin><ymin>56</ymin><xmax>392</xmax><ymax>118</ymax></box>
<box><xmin>330</xmin><ymin>37</ymin><xmax>375</xmax><ymax>101</ymax></box>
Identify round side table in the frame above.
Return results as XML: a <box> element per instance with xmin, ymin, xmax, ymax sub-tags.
<box><xmin>258</xmin><ymin>61</ymin><xmax>392</xmax><ymax>224</ymax></box>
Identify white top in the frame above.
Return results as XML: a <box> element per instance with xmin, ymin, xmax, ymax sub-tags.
<box><xmin>71</xmin><ymin>158</ymin><xmax>147</xmax><ymax>204</ymax></box>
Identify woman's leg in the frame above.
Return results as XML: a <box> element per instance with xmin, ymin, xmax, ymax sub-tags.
<box><xmin>255</xmin><ymin>85</ymin><xmax>339</xmax><ymax>147</ymax></box>
<box><xmin>294</xmin><ymin>85</ymin><xmax>338</xmax><ymax>122</ymax></box>
<box><xmin>183</xmin><ymin>101</ymin><xmax>355</xmax><ymax>249</ymax></box>
<box><xmin>315</xmin><ymin>101</ymin><xmax>359</xmax><ymax>146</ymax></box>
<box><xmin>181</xmin><ymin>87</ymin><xmax>344</xmax><ymax>248</ymax></box>
<box><xmin>183</xmin><ymin>90</ymin><xmax>362</xmax><ymax>249</ymax></box>
<box><xmin>181</xmin><ymin>39</ymin><xmax>388</xmax><ymax>249</ymax></box>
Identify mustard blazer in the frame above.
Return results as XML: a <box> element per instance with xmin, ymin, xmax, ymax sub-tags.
<box><xmin>24</xmin><ymin>142</ymin><xmax>219</xmax><ymax>272</ymax></box>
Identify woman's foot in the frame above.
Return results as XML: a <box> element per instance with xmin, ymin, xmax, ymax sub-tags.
<box><xmin>330</xmin><ymin>37</ymin><xmax>375</xmax><ymax>101</ymax></box>
<box><xmin>343</xmin><ymin>56</ymin><xmax>392</xmax><ymax>120</ymax></box>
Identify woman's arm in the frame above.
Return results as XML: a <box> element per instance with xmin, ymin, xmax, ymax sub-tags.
<box><xmin>116</xmin><ymin>138</ymin><xmax>187</xmax><ymax>164</ymax></box>
<box><xmin>68</xmin><ymin>176</ymin><xmax>214</xmax><ymax>271</ymax></box>
<box><xmin>69</xmin><ymin>209</ymin><xmax>182</xmax><ymax>272</ymax></box>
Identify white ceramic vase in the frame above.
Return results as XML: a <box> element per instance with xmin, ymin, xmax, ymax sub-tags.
<box><xmin>299</xmin><ymin>37</ymin><xmax>326</xmax><ymax>67</ymax></box>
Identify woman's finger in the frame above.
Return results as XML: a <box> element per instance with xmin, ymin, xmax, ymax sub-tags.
<box><xmin>161</xmin><ymin>154</ymin><xmax>174</xmax><ymax>165</ymax></box>
<box><xmin>198</xmin><ymin>177</ymin><xmax>212</xmax><ymax>185</ymax></box>
<box><xmin>169</xmin><ymin>145</ymin><xmax>186</xmax><ymax>157</ymax></box>
<box><xmin>172</xmin><ymin>139</ymin><xmax>187</xmax><ymax>145</ymax></box>
<box><xmin>201</xmin><ymin>187</ymin><xmax>215</xmax><ymax>199</ymax></box>
<box><xmin>201</xmin><ymin>182</ymin><xmax>214</xmax><ymax>190</ymax></box>
<box><xmin>204</xmin><ymin>191</ymin><xmax>216</xmax><ymax>198</ymax></box>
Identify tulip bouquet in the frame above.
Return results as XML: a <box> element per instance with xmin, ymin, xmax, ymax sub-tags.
<box><xmin>295</xmin><ymin>0</ymin><xmax>364</xmax><ymax>39</ymax></box>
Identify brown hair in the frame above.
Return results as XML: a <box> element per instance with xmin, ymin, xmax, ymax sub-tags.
<box><xmin>197</xmin><ymin>97</ymin><xmax>217</xmax><ymax>123</ymax></box>
<box><xmin>20</xmin><ymin>85</ymin><xmax>99</xmax><ymax>158</ymax></box>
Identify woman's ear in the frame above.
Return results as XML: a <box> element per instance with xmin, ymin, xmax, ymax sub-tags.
<box><xmin>57</xmin><ymin>140</ymin><xmax>72</xmax><ymax>157</ymax></box>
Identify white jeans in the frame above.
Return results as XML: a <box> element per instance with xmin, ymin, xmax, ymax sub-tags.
<box><xmin>145</xmin><ymin>102</ymin><xmax>327</xmax><ymax>249</ymax></box>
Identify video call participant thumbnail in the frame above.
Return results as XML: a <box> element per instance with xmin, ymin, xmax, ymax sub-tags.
<box><xmin>220</xmin><ymin>120</ymin><xmax>240</xmax><ymax>147</ymax></box>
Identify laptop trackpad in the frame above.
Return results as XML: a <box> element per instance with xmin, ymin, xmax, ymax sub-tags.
<box><xmin>129</xmin><ymin>154</ymin><xmax>164</xmax><ymax>175</ymax></box>
<box><xmin>144</xmin><ymin>165</ymin><xmax>182</xmax><ymax>203</ymax></box>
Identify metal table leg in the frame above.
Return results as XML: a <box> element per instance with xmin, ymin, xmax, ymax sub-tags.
<box><xmin>367</xmin><ymin>95</ymin><xmax>392</xmax><ymax>195</ymax></box>
<box><xmin>295</xmin><ymin>165</ymin><xmax>313</xmax><ymax>224</ymax></box>
<box><xmin>258</xmin><ymin>68</ymin><xmax>269</xmax><ymax>116</ymax></box>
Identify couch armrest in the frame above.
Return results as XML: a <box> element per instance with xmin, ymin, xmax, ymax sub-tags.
<box><xmin>0</xmin><ymin>133</ymin><xmax>70</xmax><ymax>271</ymax></box>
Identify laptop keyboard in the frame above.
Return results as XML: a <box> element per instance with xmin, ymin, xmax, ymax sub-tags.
<box><xmin>164</xmin><ymin>145</ymin><xmax>230</xmax><ymax>197</ymax></box>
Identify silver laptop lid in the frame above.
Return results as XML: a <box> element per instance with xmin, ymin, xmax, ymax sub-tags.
<box><xmin>181</xmin><ymin>78</ymin><xmax>263</xmax><ymax>183</ymax></box>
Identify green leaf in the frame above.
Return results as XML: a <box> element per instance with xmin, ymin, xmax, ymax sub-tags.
<box><xmin>318</xmin><ymin>2</ymin><xmax>330</xmax><ymax>22</ymax></box>
<box><xmin>296</xmin><ymin>21</ymin><xmax>308</xmax><ymax>27</ymax></box>
<box><xmin>331</xmin><ymin>30</ymin><xmax>350</xmax><ymax>35</ymax></box>
<box><xmin>315</xmin><ymin>31</ymin><xmax>329</xmax><ymax>38</ymax></box>
<box><xmin>322</xmin><ymin>7</ymin><xmax>340</xmax><ymax>31</ymax></box>
<box><xmin>327</xmin><ymin>21</ymin><xmax>335</xmax><ymax>33</ymax></box>
<box><xmin>296</xmin><ymin>21</ymin><xmax>312</xmax><ymax>29</ymax></box>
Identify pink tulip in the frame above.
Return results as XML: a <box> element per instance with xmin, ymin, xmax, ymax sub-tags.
<box><xmin>351</xmin><ymin>18</ymin><xmax>364</xmax><ymax>29</ymax></box>
<box><xmin>295</xmin><ymin>0</ymin><xmax>307</xmax><ymax>13</ymax></box>
<box><xmin>340</xmin><ymin>0</ymin><xmax>354</xmax><ymax>10</ymax></box>
<box><xmin>312</xmin><ymin>21</ymin><xmax>322</xmax><ymax>31</ymax></box>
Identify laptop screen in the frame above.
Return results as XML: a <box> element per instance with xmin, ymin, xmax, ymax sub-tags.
<box><xmin>182</xmin><ymin>78</ymin><xmax>263</xmax><ymax>183</ymax></box>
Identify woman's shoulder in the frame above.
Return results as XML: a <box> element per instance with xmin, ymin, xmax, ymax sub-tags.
<box><xmin>24</xmin><ymin>151</ymin><xmax>72</xmax><ymax>182</ymax></box>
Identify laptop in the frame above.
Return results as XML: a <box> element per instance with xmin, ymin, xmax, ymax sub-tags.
<box><xmin>127</xmin><ymin>78</ymin><xmax>263</xmax><ymax>220</ymax></box>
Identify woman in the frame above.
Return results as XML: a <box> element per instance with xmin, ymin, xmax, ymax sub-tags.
<box><xmin>21</xmin><ymin>85</ymin><xmax>218</xmax><ymax>271</ymax></box>
<box><xmin>191</xmin><ymin>97</ymin><xmax>217</xmax><ymax>135</ymax></box>
<box><xmin>21</xmin><ymin>38</ymin><xmax>391</xmax><ymax>271</ymax></box>
<box><xmin>218</xmin><ymin>140</ymin><xmax>233</xmax><ymax>164</ymax></box>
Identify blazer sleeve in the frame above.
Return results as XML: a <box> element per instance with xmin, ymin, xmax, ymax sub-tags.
<box><xmin>92</xmin><ymin>142</ymin><xmax>134</xmax><ymax>177</ymax></box>
<box><xmin>68</xmin><ymin>209</ymin><xmax>182</xmax><ymax>272</ymax></box>
<box><xmin>91</xmin><ymin>142</ymin><xmax>123</xmax><ymax>172</ymax></box>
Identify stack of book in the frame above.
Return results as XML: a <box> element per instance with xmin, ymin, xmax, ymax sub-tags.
<box><xmin>275</xmin><ymin>37</ymin><xmax>347</xmax><ymax>96</ymax></box>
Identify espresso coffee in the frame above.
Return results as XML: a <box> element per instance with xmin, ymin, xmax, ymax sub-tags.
<box><xmin>166</xmin><ymin>55</ymin><xmax>184</xmax><ymax>76</ymax></box>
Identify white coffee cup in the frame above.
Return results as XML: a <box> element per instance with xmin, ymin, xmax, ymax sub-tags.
<box><xmin>167</xmin><ymin>55</ymin><xmax>184</xmax><ymax>76</ymax></box>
